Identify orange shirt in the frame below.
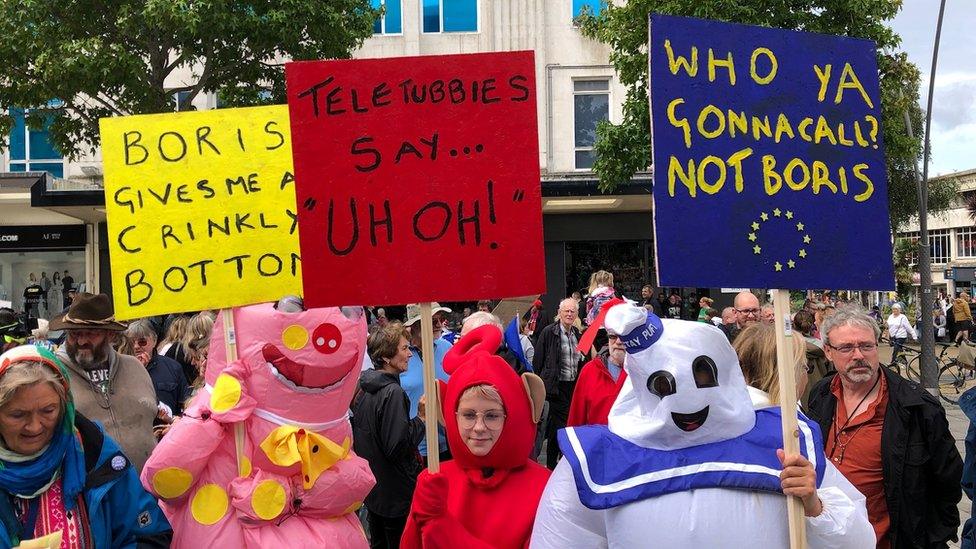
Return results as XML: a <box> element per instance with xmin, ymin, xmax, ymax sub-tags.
<box><xmin>826</xmin><ymin>373</ymin><xmax>890</xmax><ymax>549</ymax></box>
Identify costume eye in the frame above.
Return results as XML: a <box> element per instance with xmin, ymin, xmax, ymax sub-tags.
<box><xmin>692</xmin><ymin>356</ymin><xmax>719</xmax><ymax>388</ymax></box>
<box><xmin>646</xmin><ymin>370</ymin><xmax>676</xmax><ymax>398</ymax></box>
<box><xmin>312</xmin><ymin>323</ymin><xmax>342</xmax><ymax>354</ymax></box>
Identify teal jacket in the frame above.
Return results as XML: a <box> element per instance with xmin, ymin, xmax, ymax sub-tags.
<box><xmin>0</xmin><ymin>414</ymin><xmax>171</xmax><ymax>548</ymax></box>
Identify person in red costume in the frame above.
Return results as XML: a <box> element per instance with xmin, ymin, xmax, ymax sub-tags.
<box><xmin>401</xmin><ymin>324</ymin><xmax>550</xmax><ymax>549</ymax></box>
<box><xmin>567</xmin><ymin>328</ymin><xmax>628</xmax><ymax>427</ymax></box>
<box><xmin>567</xmin><ymin>297</ymin><xmax>628</xmax><ymax>427</ymax></box>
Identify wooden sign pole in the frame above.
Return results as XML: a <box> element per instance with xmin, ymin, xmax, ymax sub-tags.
<box><xmin>420</xmin><ymin>303</ymin><xmax>440</xmax><ymax>473</ymax></box>
<box><xmin>221</xmin><ymin>308</ymin><xmax>247</xmax><ymax>477</ymax></box>
<box><xmin>772</xmin><ymin>289</ymin><xmax>806</xmax><ymax>548</ymax></box>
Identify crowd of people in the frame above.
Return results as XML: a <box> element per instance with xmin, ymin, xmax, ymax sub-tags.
<box><xmin>0</xmin><ymin>276</ymin><xmax>970</xmax><ymax>547</ymax></box>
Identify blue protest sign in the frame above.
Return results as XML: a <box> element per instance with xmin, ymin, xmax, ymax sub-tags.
<box><xmin>649</xmin><ymin>14</ymin><xmax>895</xmax><ymax>290</ymax></box>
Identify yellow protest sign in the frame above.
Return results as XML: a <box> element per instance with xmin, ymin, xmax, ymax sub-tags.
<box><xmin>100</xmin><ymin>105</ymin><xmax>301</xmax><ymax>319</ymax></box>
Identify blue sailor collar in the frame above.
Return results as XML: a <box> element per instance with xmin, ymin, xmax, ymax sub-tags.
<box><xmin>558</xmin><ymin>407</ymin><xmax>826</xmax><ymax>510</ymax></box>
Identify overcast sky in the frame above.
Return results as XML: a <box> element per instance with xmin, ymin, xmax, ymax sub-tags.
<box><xmin>890</xmin><ymin>0</ymin><xmax>976</xmax><ymax>177</ymax></box>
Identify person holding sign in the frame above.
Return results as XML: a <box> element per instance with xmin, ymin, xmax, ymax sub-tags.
<box><xmin>0</xmin><ymin>346</ymin><xmax>170</xmax><ymax>548</ymax></box>
<box><xmin>807</xmin><ymin>307</ymin><xmax>962</xmax><ymax>548</ymax></box>
<box><xmin>141</xmin><ymin>301</ymin><xmax>375</xmax><ymax>548</ymax></box>
<box><xmin>401</xmin><ymin>325</ymin><xmax>549</xmax><ymax>548</ymax></box>
<box><xmin>531</xmin><ymin>302</ymin><xmax>875</xmax><ymax>548</ymax></box>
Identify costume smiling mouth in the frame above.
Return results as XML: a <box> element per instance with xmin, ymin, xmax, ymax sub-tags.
<box><xmin>262</xmin><ymin>344</ymin><xmax>345</xmax><ymax>389</ymax></box>
<box><xmin>671</xmin><ymin>406</ymin><xmax>709</xmax><ymax>432</ymax></box>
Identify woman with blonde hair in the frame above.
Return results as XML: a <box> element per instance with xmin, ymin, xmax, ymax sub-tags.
<box><xmin>182</xmin><ymin>312</ymin><xmax>215</xmax><ymax>388</ymax></box>
<box><xmin>585</xmin><ymin>270</ymin><xmax>615</xmax><ymax>326</ymax></box>
<box><xmin>732</xmin><ymin>322</ymin><xmax>809</xmax><ymax>407</ymax></box>
<box><xmin>158</xmin><ymin>313</ymin><xmax>194</xmax><ymax>383</ymax></box>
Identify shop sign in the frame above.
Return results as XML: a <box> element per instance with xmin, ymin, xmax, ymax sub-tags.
<box><xmin>0</xmin><ymin>225</ymin><xmax>86</xmax><ymax>250</ymax></box>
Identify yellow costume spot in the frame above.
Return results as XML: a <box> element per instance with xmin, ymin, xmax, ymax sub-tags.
<box><xmin>282</xmin><ymin>325</ymin><xmax>309</xmax><ymax>350</ymax></box>
<box><xmin>210</xmin><ymin>374</ymin><xmax>242</xmax><ymax>413</ymax></box>
<box><xmin>190</xmin><ymin>484</ymin><xmax>229</xmax><ymax>526</ymax></box>
<box><xmin>251</xmin><ymin>480</ymin><xmax>287</xmax><ymax>520</ymax></box>
<box><xmin>152</xmin><ymin>467</ymin><xmax>193</xmax><ymax>499</ymax></box>
<box><xmin>342</xmin><ymin>501</ymin><xmax>363</xmax><ymax>515</ymax></box>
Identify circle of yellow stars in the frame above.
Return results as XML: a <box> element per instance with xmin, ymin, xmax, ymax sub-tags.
<box><xmin>747</xmin><ymin>208</ymin><xmax>811</xmax><ymax>272</ymax></box>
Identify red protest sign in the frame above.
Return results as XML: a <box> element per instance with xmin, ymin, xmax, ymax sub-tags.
<box><xmin>285</xmin><ymin>52</ymin><xmax>544</xmax><ymax>307</ymax></box>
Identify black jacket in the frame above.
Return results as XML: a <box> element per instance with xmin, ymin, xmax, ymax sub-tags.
<box><xmin>533</xmin><ymin>321</ymin><xmax>582</xmax><ymax>399</ymax></box>
<box><xmin>807</xmin><ymin>367</ymin><xmax>963</xmax><ymax>549</ymax></box>
<box><xmin>350</xmin><ymin>369</ymin><xmax>425</xmax><ymax>518</ymax></box>
<box><xmin>146</xmin><ymin>353</ymin><xmax>190</xmax><ymax>417</ymax></box>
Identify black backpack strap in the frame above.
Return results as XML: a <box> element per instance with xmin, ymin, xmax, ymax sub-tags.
<box><xmin>74</xmin><ymin>413</ymin><xmax>104</xmax><ymax>474</ymax></box>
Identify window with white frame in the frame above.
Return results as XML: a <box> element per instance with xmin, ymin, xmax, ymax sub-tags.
<box><xmin>574</xmin><ymin>79</ymin><xmax>610</xmax><ymax>170</ymax></box>
<box><xmin>957</xmin><ymin>227</ymin><xmax>976</xmax><ymax>258</ymax></box>
<box><xmin>573</xmin><ymin>0</ymin><xmax>604</xmax><ymax>19</ymax></box>
<box><xmin>422</xmin><ymin>0</ymin><xmax>477</xmax><ymax>33</ymax></box>
<box><xmin>930</xmin><ymin>229</ymin><xmax>952</xmax><ymax>264</ymax></box>
<box><xmin>898</xmin><ymin>230</ymin><xmax>952</xmax><ymax>265</ymax></box>
<box><xmin>898</xmin><ymin>232</ymin><xmax>919</xmax><ymax>266</ymax></box>
<box><xmin>6</xmin><ymin>107</ymin><xmax>65</xmax><ymax>178</ymax></box>
<box><xmin>372</xmin><ymin>0</ymin><xmax>402</xmax><ymax>34</ymax></box>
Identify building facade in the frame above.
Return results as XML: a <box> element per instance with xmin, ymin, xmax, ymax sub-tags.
<box><xmin>4</xmin><ymin>1</ymin><xmax>657</xmax><ymax>319</ymax></box>
<box><xmin>897</xmin><ymin>168</ymin><xmax>976</xmax><ymax>298</ymax></box>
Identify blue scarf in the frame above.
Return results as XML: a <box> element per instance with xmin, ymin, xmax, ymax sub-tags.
<box><xmin>0</xmin><ymin>429</ymin><xmax>86</xmax><ymax>504</ymax></box>
<box><xmin>559</xmin><ymin>407</ymin><xmax>826</xmax><ymax>510</ymax></box>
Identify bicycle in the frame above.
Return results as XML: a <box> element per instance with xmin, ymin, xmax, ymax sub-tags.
<box><xmin>898</xmin><ymin>340</ymin><xmax>976</xmax><ymax>405</ymax></box>
<box><xmin>934</xmin><ymin>345</ymin><xmax>976</xmax><ymax>405</ymax></box>
<box><xmin>882</xmin><ymin>336</ymin><xmax>922</xmax><ymax>381</ymax></box>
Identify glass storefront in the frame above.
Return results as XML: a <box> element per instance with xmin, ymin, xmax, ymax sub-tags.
<box><xmin>564</xmin><ymin>240</ymin><xmax>651</xmax><ymax>299</ymax></box>
<box><xmin>0</xmin><ymin>250</ymin><xmax>86</xmax><ymax>319</ymax></box>
<box><xmin>0</xmin><ymin>225</ymin><xmax>87</xmax><ymax>321</ymax></box>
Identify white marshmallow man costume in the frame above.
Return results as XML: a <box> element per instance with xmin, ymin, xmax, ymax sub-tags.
<box><xmin>530</xmin><ymin>303</ymin><xmax>875</xmax><ymax>548</ymax></box>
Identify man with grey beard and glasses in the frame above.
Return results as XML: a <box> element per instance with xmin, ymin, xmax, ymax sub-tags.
<box><xmin>50</xmin><ymin>293</ymin><xmax>158</xmax><ymax>472</ymax></box>
<box><xmin>807</xmin><ymin>306</ymin><xmax>961</xmax><ymax>549</ymax></box>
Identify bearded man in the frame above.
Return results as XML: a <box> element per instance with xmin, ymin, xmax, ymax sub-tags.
<box><xmin>51</xmin><ymin>293</ymin><xmax>158</xmax><ymax>472</ymax></box>
<box><xmin>807</xmin><ymin>306</ymin><xmax>962</xmax><ymax>548</ymax></box>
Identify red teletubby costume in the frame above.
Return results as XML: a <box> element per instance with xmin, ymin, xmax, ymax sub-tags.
<box><xmin>401</xmin><ymin>325</ymin><xmax>550</xmax><ymax>549</ymax></box>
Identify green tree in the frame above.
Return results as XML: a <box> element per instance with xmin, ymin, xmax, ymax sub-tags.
<box><xmin>0</xmin><ymin>0</ymin><xmax>378</xmax><ymax>158</ymax></box>
<box><xmin>577</xmin><ymin>0</ymin><xmax>957</xmax><ymax>231</ymax></box>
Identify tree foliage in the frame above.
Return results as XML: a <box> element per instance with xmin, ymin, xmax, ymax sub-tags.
<box><xmin>577</xmin><ymin>0</ymin><xmax>958</xmax><ymax>231</ymax></box>
<box><xmin>0</xmin><ymin>0</ymin><xmax>378</xmax><ymax>158</ymax></box>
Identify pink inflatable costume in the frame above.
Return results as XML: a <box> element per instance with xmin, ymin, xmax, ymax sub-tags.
<box><xmin>141</xmin><ymin>302</ymin><xmax>375</xmax><ymax>547</ymax></box>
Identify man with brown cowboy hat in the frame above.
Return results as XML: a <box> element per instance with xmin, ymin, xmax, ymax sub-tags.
<box><xmin>50</xmin><ymin>293</ymin><xmax>158</xmax><ymax>472</ymax></box>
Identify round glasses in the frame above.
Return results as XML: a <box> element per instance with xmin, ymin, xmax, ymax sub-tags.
<box><xmin>456</xmin><ymin>410</ymin><xmax>506</xmax><ymax>430</ymax></box>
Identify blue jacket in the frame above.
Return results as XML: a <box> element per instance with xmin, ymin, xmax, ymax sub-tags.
<box><xmin>0</xmin><ymin>414</ymin><xmax>170</xmax><ymax>548</ymax></box>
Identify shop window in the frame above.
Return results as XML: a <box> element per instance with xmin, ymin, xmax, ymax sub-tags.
<box><xmin>565</xmin><ymin>240</ymin><xmax>651</xmax><ymax>299</ymax></box>
<box><xmin>6</xmin><ymin>107</ymin><xmax>64</xmax><ymax>178</ymax></box>
<box><xmin>958</xmin><ymin>227</ymin><xmax>976</xmax><ymax>258</ymax></box>
<box><xmin>372</xmin><ymin>0</ymin><xmax>402</xmax><ymax>34</ymax></box>
<box><xmin>573</xmin><ymin>0</ymin><xmax>604</xmax><ymax>19</ymax></box>
<box><xmin>423</xmin><ymin>0</ymin><xmax>477</xmax><ymax>33</ymax></box>
<box><xmin>574</xmin><ymin>79</ymin><xmax>610</xmax><ymax>170</ymax></box>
